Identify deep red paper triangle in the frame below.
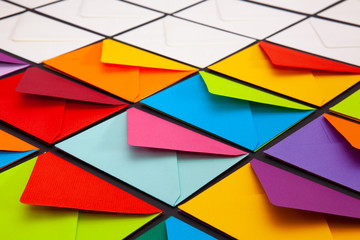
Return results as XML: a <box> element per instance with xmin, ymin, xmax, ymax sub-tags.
<box><xmin>259</xmin><ymin>41</ymin><xmax>360</xmax><ymax>73</ymax></box>
<box><xmin>21</xmin><ymin>153</ymin><xmax>162</xmax><ymax>214</ymax></box>
<box><xmin>16</xmin><ymin>67</ymin><xmax>125</xmax><ymax>105</ymax></box>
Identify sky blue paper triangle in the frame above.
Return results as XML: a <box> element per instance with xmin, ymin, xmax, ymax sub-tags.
<box><xmin>166</xmin><ymin>217</ymin><xmax>216</xmax><ymax>240</ymax></box>
<box><xmin>0</xmin><ymin>150</ymin><xmax>37</xmax><ymax>168</ymax></box>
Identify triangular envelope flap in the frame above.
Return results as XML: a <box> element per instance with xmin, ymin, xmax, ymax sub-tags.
<box><xmin>310</xmin><ymin>18</ymin><xmax>360</xmax><ymax>48</ymax></box>
<box><xmin>251</xmin><ymin>159</ymin><xmax>360</xmax><ymax>218</ymax></box>
<box><xmin>0</xmin><ymin>53</ymin><xmax>28</xmax><ymax>65</ymax></box>
<box><xmin>163</xmin><ymin>16</ymin><xmax>249</xmax><ymax>47</ymax></box>
<box><xmin>127</xmin><ymin>108</ymin><xmax>247</xmax><ymax>156</ymax></box>
<box><xmin>79</xmin><ymin>0</ymin><xmax>155</xmax><ymax>18</ymax></box>
<box><xmin>216</xmin><ymin>0</ymin><xmax>284</xmax><ymax>21</ymax></box>
<box><xmin>11</xmin><ymin>12</ymin><xmax>93</xmax><ymax>42</ymax></box>
<box><xmin>200</xmin><ymin>71</ymin><xmax>313</xmax><ymax>110</ymax></box>
<box><xmin>259</xmin><ymin>41</ymin><xmax>360</xmax><ymax>73</ymax></box>
<box><xmin>16</xmin><ymin>67</ymin><xmax>125</xmax><ymax>105</ymax></box>
<box><xmin>0</xmin><ymin>130</ymin><xmax>38</xmax><ymax>152</ymax></box>
<box><xmin>166</xmin><ymin>217</ymin><xmax>217</xmax><ymax>240</ymax></box>
<box><xmin>20</xmin><ymin>152</ymin><xmax>162</xmax><ymax>214</ymax></box>
<box><xmin>324</xmin><ymin>113</ymin><xmax>360</xmax><ymax>150</ymax></box>
<box><xmin>101</xmin><ymin>39</ymin><xmax>196</xmax><ymax>71</ymax></box>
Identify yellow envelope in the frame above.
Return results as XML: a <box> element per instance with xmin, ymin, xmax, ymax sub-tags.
<box><xmin>179</xmin><ymin>163</ymin><xmax>332</xmax><ymax>239</ymax></box>
<box><xmin>209</xmin><ymin>41</ymin><xmax>360</xmax><ymax>107</ymax></box>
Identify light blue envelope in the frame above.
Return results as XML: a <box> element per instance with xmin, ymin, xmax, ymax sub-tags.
<box><xmin>56</xmin><ymin>111</ymin><xmax>248</xmax><ymax>206</ymax></box>
<box><xmin>136</xmin><ymin>217</ymin><xmax>217</xmax><ymax>240</ymax></box>
<box><xmin>141</xmin><ymin>71</ymin><xmax>315</xmax><ymax>151</ymax></box>
<box><xmin>0</xmin><ymin>150</ymin><xmax>37</xmax><ymax>169</ymax></box>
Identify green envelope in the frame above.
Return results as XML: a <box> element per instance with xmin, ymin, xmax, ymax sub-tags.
<box><xmin>0</xmin><ymin>157</ymin><xmax>160</xmax><ymax>240</ymax></box>
<box><xmin>330</xmin><ymin>89</ymin><xmax>360</xmax><ymax>122</ymax></box>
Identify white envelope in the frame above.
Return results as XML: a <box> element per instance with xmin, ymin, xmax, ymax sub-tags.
<box><xmin>175</xmin><ymin>0</ymin><xmax>305</xmax><ymax>39</ymax></box>
<box><xmin>36</xmin><ymin>0</ymin><xmax>164</xmax><ymax>36</ymax></box>
<box><xmin>267</xmin><ymin>17</ymin><xmax>360</xmax><ymax>67</ymax></box>
<box><xmin>318</xmin><ymin>0</ymin><xmax>360</xmax><ymax>26</ymax></box>
<box><xmin>248</xmin><ymin>0</ymin><xmax>340</xmax><ymax>14</ymax></box>
<box><xmin>124</xmin><ymin>0</ymin><xmax>203</xmax><ymax>14</ymax></box>
<box><xmin>115</xmin><ymin>16</ymin><xmax>255</xmax><ymax>68</ymax></box>
<box><xmin>0</xmin><ymin>1</ymin><xmax>24</xmax><ymax>18</ymax></box>
<box><xmin>8</xmin><ymin>0</ymin><xmax>58</xmax><ymax>8</ymax></box>
<box><xmin>0</xmin><ymin>12</ymin><xmax>103</xmax><ymax>63</ymax></box>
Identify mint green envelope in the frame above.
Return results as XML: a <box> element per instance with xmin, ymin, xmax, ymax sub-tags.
<box><xmin>56</xmin><ymin>111</ymin><xmax>248</xmax><ymax>207</ymax></box>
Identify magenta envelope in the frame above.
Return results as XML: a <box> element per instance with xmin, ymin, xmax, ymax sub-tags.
<box><xmin>264</xmin><ymin>114</ymin><xmax>360</xmax><ymax>193</ymax></box>
<box><xmin>0</xmin><ymin>52</ymin><xmax>29</xmax><ymax>78</ymax></box>
<box><xmin>251</xmin><ymin>159</ymin><xmax>360</xmax><ymax>218</ymax></box>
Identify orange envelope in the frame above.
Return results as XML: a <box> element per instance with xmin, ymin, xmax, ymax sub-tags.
<box><xmin>209</xmin><ymin>41</ymin><xmax>360</xmax><ymax>107</ymax></box>
<box><xmin>43</xmin><ymin>39</ymin><xmax>198</xmax><ymax>102</ymax></box>
<box><xmin>0</xmin><ymin>130</ymin><xmax>38</xmax><ymax>169</ymax></box>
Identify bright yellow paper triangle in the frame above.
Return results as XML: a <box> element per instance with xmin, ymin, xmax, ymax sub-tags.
<box><xmin>330</xmin><ymin>89</ymin><xmax>360</xmax><ymax>122</ymax></box>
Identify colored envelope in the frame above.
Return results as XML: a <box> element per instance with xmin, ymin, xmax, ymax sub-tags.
<box><xmin>0</xmin><ymin>130</ymin><xmax>38</xmax><ymax>169</ymax></box>
<box><xmin>125</xmin><ymin>0</ymin><xmax>203</xmax><ymax>14</ymax></box>
<box><xmin>7</xmin><ymin>0</ymin><xmax>58</xmax><ymax>8</ymax></box>
<box><xmin>251</xmin><ymin>159</ymin><xmax>360</xmax><ymax>218</ymax></box>
<box><xmin>330</xmin><ymin>89</ymin><xmax>360</xmax><ymax>122</ymax></box>
<box><xmin>179</xmin><ymin>162</ymin><xmax>333</xmax><ymax>239</ymax></box>
<box><xmin>43</xmin><ymin>39</ymin><xmax>197</xmax><ymax>102</ymax></box>
<box><xmin>248</xmin><ymin>0</ymin><xmax>339</xmax><ymax>14</ymax></box>
<box><xmin>0</xmin><ymin>1</ymin><xmax>24</xmax><ymax>18</ymax></box>
<box><xmin>0</xmin><ymin>52</ymin><xmax>29</xmax><ymax>78</ymax></box>
<box><xmin>265</xmin><ymin>114</ymin><xmax>360</xmax><ymax>192</ymax></box>
<box><xmin>37</xmin><ymin>0</ymin><xmax>163</xmax><ymax>36</ymax></box>
<box><xmin>115</xmin><ymin>16</ymin><xmax>255</xmax><ymax>68</ymax></box>
<box><xmin>0</xmin><ymin>12</ymin><xmax>103</xmax><ymax>63</ymax></box>
<box><xmin>141</xmin><ymin>71</ymin><xmax>314</xmax><ymax>151</ymax></box>
<box><xmin>267</xmin><ymin>17</ymin><xmax>360</xmax><ymax>67</ymax></box>
<box><xmin>175</xmin><ymin>0</ymin><xmax>305</xmax><ymax>39</ymax></box>
<box><xmin>56</xmin><ymin>109</ymin><xmax>248</xmax><ymax>206</ymax></box>
<box><xmin>136</xmin><ymin>217</ymin><xmax>216</xmax><ymax>240</ymax></box>
<box><xmin>20</xmin><ymin>153</ymin><xmax>162</xmax><ymax>239</ymax></box>
<box><xmin>319</xmin><ymin>0</ymin><xmax>360</xmax><ymax>26</ymax></box>
<box><xmin>0</xmin><ymin>67</ymin><xmax>127</xmax><ymax>144</ymax></box>
<box><xmin>209</xmin><ymin>41</ymin><xmax>360</xmax><ymax>107</ymax></box>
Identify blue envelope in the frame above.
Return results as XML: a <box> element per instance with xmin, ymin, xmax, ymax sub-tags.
<box><xmin>136</xmin><ymin>217</ymin><xmax>216</xmax><ymax>240</ymax></box>
<box><xmin>141</xmin><ymin>71</ymin><xmax>315</xmax><ymax>151</ymax></box>
<box><xmin>56</xmin><ymin>110</ymin><xmax>248</xmax><ymax>206</ymax></box>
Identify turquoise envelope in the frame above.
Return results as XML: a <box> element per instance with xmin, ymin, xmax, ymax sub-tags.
<box><xmin>136</xmin><ymin>217</ymin><xmax>216</xmax><ymax>240</ymax></box>
<box><xmin>56</xmin><ymin>111</ymin><xmax>248</xmax><ymax>206</ymax></box>
<box><xmin>141</xmin><ymin>71</ymin><xmax>315</xmax><ymax>151</ymax></box>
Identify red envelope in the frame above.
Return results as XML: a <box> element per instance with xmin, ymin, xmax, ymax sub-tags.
<box><xmin>0</xmin><ymin>67</ymin><xmax>128</xmax><ymax>144</ymax></box>
<box><xmin>21</xmin><ymin>152</ymin><xmax>161</xmax><ymax>214</ymax></box>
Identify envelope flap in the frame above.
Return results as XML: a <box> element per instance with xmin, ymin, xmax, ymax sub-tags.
<box><xmin>166</xmin><ymin>217</ymin><xmax>217</xmax><ymax>240</ymax></box>
<box><xmin>79</xmin><ymin>0</ymin><xmax>154</xmax><ymax>18</ymax></box>
<box><xmin>0</xmin><ymin>130</ymin><xmax>38</xmax><ymax>152</ymax></box>
<box><xmin>260</xmin><ymin>41</ymin><xmax>360</xmax><ymax>73</ymax></box>
<box><xmin>200</xmin><ymin>71</ymin><xmax>313</xmax><ymax>110</ymax></box>
<box><xmin>310</xmin><ymin>18</ymin><xmax>360</xmax><ymax>48</ymax></box>
<box><xmin>101</xmin><ymin>39</ymin><xmax>196</xmax><ymax>71</ymax></box>
<box><xmin>127</xmin><ymin>108</ymin><xmax>247</xmax><ymax>156</ymax></box>
<box><xmin>251</xmin><ymin>159</ymin><xmax>360</xmax><ymax>218</ymax></box>
<box><xmin>0</xmin><ymin>52</ymin><xmax>28</xmax><ymax>65</ymax></box>
<box><xmin>16</xmin><ymin>67</ymin><xmax>126</xmax><ymax>105</ymax></box>
<box><xmin>11</xmin><ymin>12</ymin><xmax>91</xmax><ymax>42</ymax></box>
<box><xmin>163</xmin><ymin>16</ymin><xmax>248</xmax><ymax>47</ymax></box>
<box><xmin>330</xmin><ymin>89</ymin><xmax>360</xmax><ymax>121</ymax></box>
<box><xmin>324</xmin><ymin>113</ymin><xmax>360</xmax><ymax>150</ymax></box>
<box><xmin>21</xmin><ymin>153</ymin><xmax>162</xmax><ymax>214</ymax></box>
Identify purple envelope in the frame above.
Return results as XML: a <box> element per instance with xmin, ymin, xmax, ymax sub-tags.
<box><xmin>251</xmin><ymin>159</ymin><xmax>360</xmax><ymax>218</ymax></box>
<box><xmin>0</xmin><ymin>52</ymin><xmax>29</xmax><ymax>78</ymax></box>
<box><xmin>264</xmin><ymin>115</ymin><xmax>360</xmax><ymax>192</ymax></box>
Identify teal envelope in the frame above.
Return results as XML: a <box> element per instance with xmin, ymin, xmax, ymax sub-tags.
<box><xmin>136</xmin><ymin>217</ymin><xmax>216</xmax><ymax>240</ymax></box>
<box><xmin>141</xmin><ymin>71</ymin><xmax>315</xmax><ymax>151</ymax></box>
<box><xmin>56</xmin><ymin>110</ymin><xmax>248</xmax><ymax>206</ymax></box>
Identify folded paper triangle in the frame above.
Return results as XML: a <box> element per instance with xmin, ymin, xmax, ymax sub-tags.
<box><xmin>251</xmin><ymin>159</ymin><xmax>360</xmax><ymax>218</ymax></box>
<box><xmin>330</xmin><ymin>89</ymin><xmax>360</xmax><ymax>122</ymax></box>
<box><xmin>127</xmin><ymin>108</ymin><xmax>246</xmax><ymax>155</ymax></box>
<box><xmin>17</xmin><ymin>67</ymin><xmax>124</xmax><ymax>105</ymax></box>
<box><xmin>0</xmin><ymin>52</ymin><xmax>28</xmax><ymax>65</ymax></box>
<box><xmin>259</xmin><ymin>41</ymin><xmax>360</xmax><ymax>73</ymax></box>
<box><xmin>0</xmin><ymin>130</ymin><xmax>38</xmax><ymax>152</ymax></box>
<box><xmin>21</xmin><ymin>152</ymin><xmax>162</xmax><ymax>214</ymax></box>
<box><xmin>324</xmin><ymin>113</ymin><xmax>360</xmax><ymax>150</ymax></box>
